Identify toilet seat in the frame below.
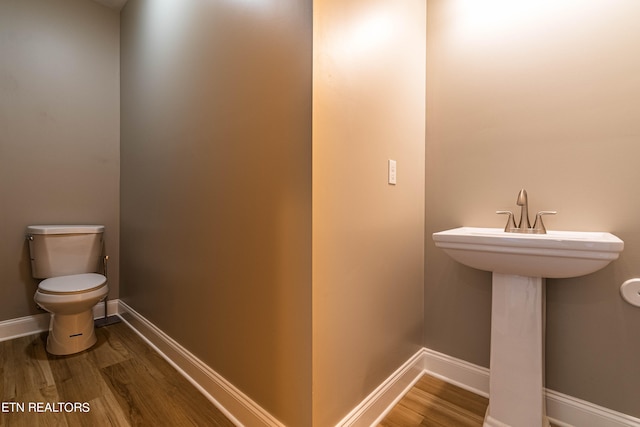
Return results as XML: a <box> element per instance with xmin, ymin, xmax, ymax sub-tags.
<box><xmin>38</xmin><ymin>273</ymin><xmax>107</xmax><ymax>295</ymax></box>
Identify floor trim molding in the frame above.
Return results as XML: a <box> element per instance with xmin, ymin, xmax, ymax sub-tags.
<box><xmin>335</xmin><ymin>349</ymin><xmax>425</xmax><ymax>427</ymax></box>
<box><xmin>545</xmin><ymin>389</ymin><xmax>640</xmax><ymax>427</ymax></box>
<box><xmin>420</xmin><ymin>348</ymin><xmax>640</xmax><ymax>427</ymax></box>
<box><xmin>337</xmin><ymin>347</ymin><xmax>640</xmax><ymax>427</ymax></box>
<box><xmin>0</xmin><ymin>312</ymin><xmax>49</xmax><ymax>342</ymax></box>
<box><xmin>3</xmin><ymin>305</ymin><xmax>639</xmax><ymax>427</ymax></box>
<box><xmin>117</xmin><ymin>300</ymin><xmax>283</xmax><ymax>427</ymax></box>
<box><xmin>421</xmin><ymin>347</ymin><xmax>490</xmax><ymax>398</ymax></box>
<box><xmin>0</xmin><ymin>299</ymin><xmax>120</xmax><ymax>342</ymax></box>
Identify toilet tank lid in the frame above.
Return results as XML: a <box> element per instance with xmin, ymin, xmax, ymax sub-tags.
<box><xmin>27</xmin><ymin>225</ymin><xmax>105</xmax><ymax>235</ymax></box>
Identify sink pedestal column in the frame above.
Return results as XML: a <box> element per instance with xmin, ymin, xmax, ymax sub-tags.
<box><xmin>484</xmin><ymin>273</ymin><xmax>550</xmax><ymax>427</ymax></box>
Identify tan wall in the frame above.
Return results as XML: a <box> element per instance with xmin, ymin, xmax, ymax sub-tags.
<box><xmin>0</xmin><ymin>0</ymin><xmax>120</xmax><ymax>321</ymax></box>
<box><xmin>119</xmin><ymin>1</ymin><xmax>312</xmax><ymax>425</ymax></box>
<box><xmin>312</xmin><ymin>0</ymin><xmax>426</xmax><ymax>425</ymax></box>
<box><xmin>426</xmin><ymin>0</ymin><xmax>640</xmax><ymax>417</ymax></box>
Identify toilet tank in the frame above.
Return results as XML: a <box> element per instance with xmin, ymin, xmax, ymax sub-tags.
<box><xmin>26</xmin><ymin>225</ymin><xmax>105</xmax><ymax>279</ymax></box>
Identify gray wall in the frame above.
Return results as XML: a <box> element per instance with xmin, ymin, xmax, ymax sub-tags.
<box><xmin>0</xmin><ymin>0</ymin><xmax>120</xmax><ymax>321</ymax></box>
<box><xmin>425</xmin><ymin>0</ymin><xmax>640</xmax><ymax>417</ymax></box>
<box><xmin>119</xmin><ymin>1</ymin><xmax>312</xmax><ymax>425</ymax></box>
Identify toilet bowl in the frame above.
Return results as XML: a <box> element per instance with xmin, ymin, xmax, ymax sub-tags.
<box><xmin>34</xmin><ymin>273</ymin><xmax>108</xmax><ymax>355</ymax></box>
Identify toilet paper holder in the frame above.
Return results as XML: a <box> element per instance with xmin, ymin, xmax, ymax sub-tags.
<box><xmin>620</xmin><ymin>279</ymin><xmax>640</xmax><ymax>307</ymax></box>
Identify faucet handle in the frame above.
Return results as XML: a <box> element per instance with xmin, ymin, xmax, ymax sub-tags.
<box><xmin>496</xmin><ymin>210</ymin><xmax>517</xmax><ymax>232</ymax></box>
<box><xmin>532</xmin><ymin>211</ymin><xmax>557</xmax><ymax>234</ymax></box>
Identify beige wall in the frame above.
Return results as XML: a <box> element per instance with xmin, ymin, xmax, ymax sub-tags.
<box><xmin>0</xmin><ymin>0</ymin><xmax>120</xmax><ymax>321</ymax></box>
<box><xmin>426</xmin><ymin>0</ymin><xmax>640</xmax><ymax>417</ymax></box>
<box><xmin>119</xmin><ymin>0</ymin><xmax>312</xmax><ymax>425</ymax></box>
<box><xmin>313</xmin><ymin>0</ymin><xmax>426</xmax><ymax>425</ymax></box>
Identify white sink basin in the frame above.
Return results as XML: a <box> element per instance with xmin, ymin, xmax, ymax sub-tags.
<box><xmin>433</xmin><ymin>227</ymin><xmax>624</xmax><ymax>278</ymax></box>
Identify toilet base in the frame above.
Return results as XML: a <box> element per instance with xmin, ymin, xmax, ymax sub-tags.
<box><xmin>46</xmin><ymin>310</ymin><xmax>98</xmax><ymax>355</ymax></box>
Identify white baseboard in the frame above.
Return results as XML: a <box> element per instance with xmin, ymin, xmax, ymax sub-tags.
<box><xmin>92</xmin><ymin>299</ymin><xmax>121</xmax><ymax>318</ymax></box>
<box><xmin>338</xmin><ymin>348</ymin><xmax>488</xmax><ymax>426</ymax></box>
<box><xmin>420</xmin><ymin>348</ymin><xmax>640</xmax><ymax>427</ymax></box>
<box><xmin>0</xmin><ymin>312</ymin><xmax>50</xmax><ymax>342</ymax></box>
<box><xmin>337</xmin><ymin>347</ymin><xmax>640</xmax><ymax>427</ymax></box>
<box><xmin>421</xmin><ymin>347</ymin><xmax>490</xmax><ymax>398</ymax></box>
<box><xmin>3</xmin><ymin>305</ymin><xmax>639</xmax><ymax>427</ymax></box>
<box><xmin>545</xmin><ymin>389</ymin><xmax>640</xmax><ymax>427</ymax></box>
<box><xmin>335</xmin><ymin>349</ymin><xmax>425</xmax><ymax>427</ymax></box>
<box><xmin>117</xmin><ymin>300</ymin><xmax>283</xmax><ymax>427</ymax></box>
<box><xmin>0</xmin><ymin>299</ymin><xmax>121</xmax><ymax>342</ymax></box>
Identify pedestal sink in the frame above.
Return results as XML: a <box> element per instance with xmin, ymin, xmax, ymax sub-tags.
<box><xmin>432</xmin><ymin>227</ymin><xmax>624</xmax><ymax>427</ymax></box>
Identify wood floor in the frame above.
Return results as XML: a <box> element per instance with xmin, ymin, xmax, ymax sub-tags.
<box><xmin>0</xmin><ymin>322</ymin><xmax>235</xmax><ymax>427</ymax></box>
<box><xmin>2</xmin><ymin>323</ymin><xmax>561</xmax><ymax>427</ymax></box>
<box><xmin>379</xmin><ymin>374</ymin><xmax>488</xmax><ymax>427</ymax></box>
<box><xmin>379</xmin><ymin>375</ymin><xmax>560</xmax><ymax>427</ymax></box>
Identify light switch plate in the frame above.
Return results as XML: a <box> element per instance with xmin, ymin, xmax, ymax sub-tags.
<box><xmin>388</xmin><ymin>159</ymin><xmax>397</xmax><ymax>185</ymax></box>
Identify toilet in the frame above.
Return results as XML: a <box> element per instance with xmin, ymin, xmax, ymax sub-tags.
<box><xmin>26</xmin><ymin>225</ymin><xmax>109</xmax><ymax>355</ymax></box>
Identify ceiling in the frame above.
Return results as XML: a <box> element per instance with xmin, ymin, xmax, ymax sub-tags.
<box><xmin>92</xmin><ymin>0</ymin><xmax>128</xmax><ymax>11</ymax></box>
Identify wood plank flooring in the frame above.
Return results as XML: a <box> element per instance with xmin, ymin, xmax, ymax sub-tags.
<box><xmin>379</xmin><ymin>375</ymin><xmax>488</xmax><ymax>427</ymax></box>
<box><xmin>0</xmin><ymin>322</ymin><xmax>235</xmax><ymax>427</ymax></box>
<box><xmin>379</xmin><ymin>374</ymin><xmax>560</xmax><ymax>427</ymax></box>
<box><xmin>2</xmin><ymin>323</ymin><xmax>563</xmax><ymax>427</ymax></box>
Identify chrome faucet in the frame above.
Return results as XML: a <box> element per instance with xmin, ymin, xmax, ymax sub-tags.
<box><xmin>497</xmin><ymin>189</ymin><xmax>556</xmax><ymax>234</ymax></box>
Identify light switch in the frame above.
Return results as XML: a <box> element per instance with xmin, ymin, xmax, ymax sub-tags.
<box><xmin>388</xmin><ymin>159</ymin><xmax>397</xmax><ymax>185</ymax></box>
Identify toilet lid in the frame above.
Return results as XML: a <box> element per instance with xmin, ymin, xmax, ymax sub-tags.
<box><xmin>38</xmin><ymin>273</ymin><xmax>107</xmax><ymax>294</ymax></box>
